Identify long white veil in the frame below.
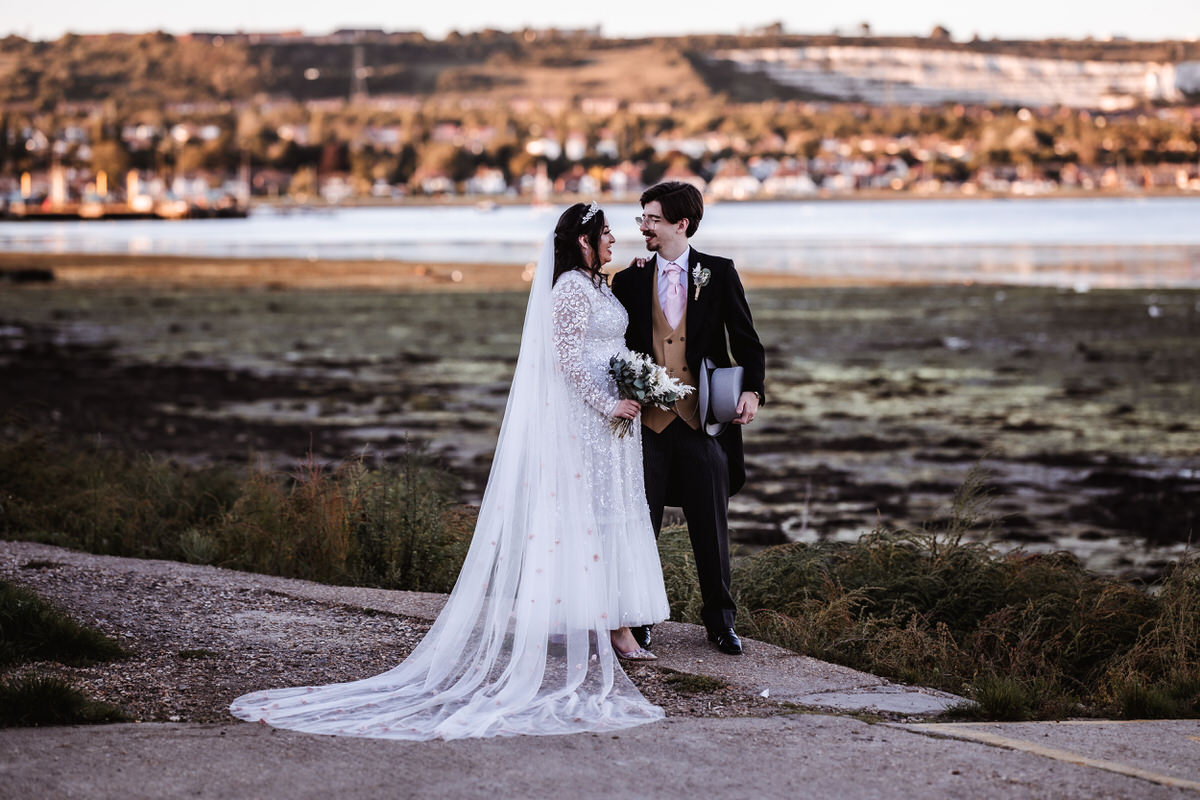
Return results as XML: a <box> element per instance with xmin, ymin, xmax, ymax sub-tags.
<box><xmin>230</xmin><ymin>235</ymin><xmax>664</xmax><ymax>739</ymax></box>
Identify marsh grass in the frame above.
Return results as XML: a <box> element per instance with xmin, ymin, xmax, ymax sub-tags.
<box><xmin>658</xmin><ymin>470</ymin><xmax>1199</xmax><ymax>721</ymax></box>
<box><xmin>207</xmin><ymin>450</ymin><xmax>472</xmax><ymax>592</ymax></box>
<box><xmin>0</xmin><ymin>581</ymin><xmax>129</xmax><ymax>727</ymax></box>
<box><xmin>5</xmin><ymin>433</ymin><xmax>1197</xmax><ymax>721</ymax></box>
<box><xmin>0</xmin><ymin>430</ymin><xmax>242</xmax><ymax>559</ymax></box>
<box><xmin>0</xmin><ymin>673</ymin><xmax>128</xmax><ymax>727</ymax></box>
<box><xmin>0</xmin><ymin>580</ymin><xmax>126</xmax><ymax>667</ymax></box>
<box><xmin>0</xmin><ymin>431</ymin><xmax>472</xmax><ymax>593</ymax></box>
<box><xmin>661</xmin><ymin>670</ymin><xmax>727</xmax><ymax>694</ymax></box>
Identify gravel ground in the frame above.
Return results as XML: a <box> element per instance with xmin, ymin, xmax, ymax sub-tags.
<box><xmin>1</xmin><ymin>541</ymin><xmax>786</xmax><ymax>723</ymax></box>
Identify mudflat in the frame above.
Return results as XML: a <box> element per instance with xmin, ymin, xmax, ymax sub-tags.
<box><xmin>2</xmin><ymin>253</ymin><xmax>1197</xmax><ymax>576</ymax></box>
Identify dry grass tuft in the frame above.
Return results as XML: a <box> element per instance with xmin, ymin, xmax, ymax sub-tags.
<box><xmin>0</xmin><ymin>430</ymin><xmax>471</xmax><ymax>593</ymax></box>
<box><xmin>657</xmin><ymin>467</ymin><xmax>1199</xmax><ymax>720</ymax></box>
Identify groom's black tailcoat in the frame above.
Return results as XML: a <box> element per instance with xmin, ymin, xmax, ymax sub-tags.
<box><xmin>612</xmin><ymin>248</ymin><xmax>766</xmax><ymax>632</ymax></box>
<box><xmin>611</xmin><ymin>249</ymin><xmax>766</xmax><ymax>502</ymax></box>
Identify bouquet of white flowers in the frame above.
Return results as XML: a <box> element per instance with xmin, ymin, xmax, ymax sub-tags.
<box><xmin>607</xmin><ymin>350</ymin><xmax>695</xmax><ymax>437</ymax></box>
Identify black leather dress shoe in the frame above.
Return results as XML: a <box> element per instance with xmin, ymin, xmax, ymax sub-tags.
<box><xmin>707</xmin><ymin>627</ymin><xmax>743</xmax><ymax>655</ymax></box>
<box><xmin>630</xmin><ymin>625</ymin><xmax>652</xmax><ymax>649</ymax></box>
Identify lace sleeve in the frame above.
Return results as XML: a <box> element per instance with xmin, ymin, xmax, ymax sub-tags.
<box><xmin>552</xmin><ymin>274</ymin><xmax>620</xmax><ymax>417</ymax></box>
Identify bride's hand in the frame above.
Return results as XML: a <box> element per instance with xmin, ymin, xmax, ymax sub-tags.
<box><xmin>612</xmin><ymin>399</ymin><xmax>641</xmax><ymax>420</ymax></box>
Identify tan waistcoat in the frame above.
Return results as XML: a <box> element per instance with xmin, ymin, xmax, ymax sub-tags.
<box><xmin>642</xmin><ymin>269</ymin><xmax>700</xmax><ymax>433</ymax></box>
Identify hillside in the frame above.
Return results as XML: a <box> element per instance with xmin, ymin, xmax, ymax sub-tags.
<box><xmin>4</xmin><ymin>30</ymin><xmax>1200</xmax><ymax>111</ymax></box>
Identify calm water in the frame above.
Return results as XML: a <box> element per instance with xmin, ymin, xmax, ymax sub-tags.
<box><xmin>4</xmin><ymin>197</ymin><xmax>1200</xmax><ymax>287</ymax></box>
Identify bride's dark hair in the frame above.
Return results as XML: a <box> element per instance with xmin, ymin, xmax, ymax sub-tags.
<box><xmin>552</xmin><ymin>202</ymin><xmax>606</xmax><ymax>287</ymax></box>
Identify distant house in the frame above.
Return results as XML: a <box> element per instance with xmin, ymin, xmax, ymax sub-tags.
<box><xmin>276</xmin><ymin>124</ymin><xmax>312</xmax><ymax>146</ymax></box>
<box><xmin>873</xmin><ymin>157</ymin><xmax>911</xmax><ymax>190</ymax></box>
<box><xmin>412</xmin><ymin>169</ymin><xmax>455</xmax><ymax>196</ymax></box>
<box><xmin>554</xmin><ymin>166</ymin><xmax>583</xmax><ymax>194</ymax></box>
<box><xmin>605</xmin><ymin>161</ymin><xmax>645</xmax><ymax>198</ymax></box>
<box><xmin>328</xmin><ymin>29</ymin><xmax>388</xmax><ymax>42</ymax></box>
<box><xmin>431</xmin><ymin>123</ymin><xmax>463</xmax><ymax>144</ymax></box>
<box><xmin>552</xmin><ymin>166</ymin><xmax>601</xmax><ymax>196</ymax></box>
<box><xmin>594</xmin><ymin>131</ymin><xmax>620</xmax><ymax>160</ymax></box>
<box><xmin>581</xmin><ymin>97</ymin><xmax>620</xmax><ymax>115</ymax></box>
<box><xmin>361</xmin><ymin>126</ymin><xmax>404</xmax><ymax>152</ymax></box>
<box><xmin>462</xmin><ymin>126</ymin><xmax>498</xmax><ymax>151</ymax></box>
<box><xmin>564</xmin><ymin>132</ymin><xmax>588</xmax><ymax>162</ymax></box>
<box><xmin>746</xmin><ymin>156</ymin><xmax>780</xmax><ymax>181</ymax></box>
<box><xmin>170</xmin><ymin>123</ymin><xmax>223</xmax><ymax>144</ymax></box>
<box><xmin>629</xmin><ymin>101</ymin><xmax>672</xmax><ymax>115</ymax></box>
<box><xmin>761</xmin><ymin>159</ymin><xmax>817</xmax><ymax>197</ymax></box>
<box><xmin>464</xmin><ymin>167</ymin><xmax>508</xmax><ymax>196</ymax></box>
<box><xmin>525</xmin><ymin>135</ymin><xmax>562</xmax><ymax>160</ymax></box>
<box><xmin>707</xmin><ymin>158</ymin><xmax>760</xmax><ymax>200</ymax></box>
<box><xmin>121</xmin><ymin>123</ymin><xmax>163</xmax><ymax>151</ymax></box>
<box><xmin>660</xmin><ymin>163</ymin><xmax>707</xmax><ymax>194</ymax></box>
<box><xmin>319</xmin><ymin>175</ymin><xmax>354</xmax><ymax>204</ymax></box>
<box><xmin>649</xmin><ymin>134</ymin><xmax>707</xmax><ymax>159</ymax></box>
<box><xmin>822</xmin><ymin>173</ymin><xmax>856</xmax><ymax>193</ymax></box>
<box><xmin>251</xmin><ymin>169</ymin><xmax>292</xmax><ymax>198</ymax></box>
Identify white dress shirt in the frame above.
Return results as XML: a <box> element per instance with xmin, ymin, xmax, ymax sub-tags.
<box><xmin>655</xmin><ymin>246</ymin><xmax>691</xmax><ymax>313</ymax></box>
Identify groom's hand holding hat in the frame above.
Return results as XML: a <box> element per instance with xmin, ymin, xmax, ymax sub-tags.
<box><xmin>733</xmin><ymin>391</ymin><xmax>759</xmax><ymax>425</ymax></box>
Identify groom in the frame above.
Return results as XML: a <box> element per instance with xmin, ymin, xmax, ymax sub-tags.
<box><xmin>611</xmin><ymin>181</ymin><xmax>766</xmax><ymax>656</ymax></box>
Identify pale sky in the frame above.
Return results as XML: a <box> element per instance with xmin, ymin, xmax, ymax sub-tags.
<box><xmin>3</xmin><ymin>1</ymin><xmax>1198</xmax><ymax>42</ymax></box>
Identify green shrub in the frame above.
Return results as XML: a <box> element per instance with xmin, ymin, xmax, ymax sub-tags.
<box><xmin>0</xmin><ymin>673</ymin><xmax>128</xmax><ymax>727</ymax></box>
<box><xmin>0</xmin><ymin>432</ymin><xmax>471</xmax><ymax>593</ymax></box>
<box><xmin>0</xmin><ymin>431</ymin><xmax>240</xmax><ymax>558</ymax></box>
<box><xmin>970</xmin><ymin>674</ymin><xmax>1034</xmax><ymax>721</ymax></box>
<box><xmin>208</xmin><ymin>452</ymin><xmax>471</xmax><ymax>592</ymax></box>
<box><xmin>0</xmin><ymin>580</ymin><xmax>126</xmax><ymax>667</ymax></box>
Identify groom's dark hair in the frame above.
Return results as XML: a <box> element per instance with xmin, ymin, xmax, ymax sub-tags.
<box><xmin>640</xmin><ymin>181</ymin><xmax>703</xmax><ymax>237</ymax></box>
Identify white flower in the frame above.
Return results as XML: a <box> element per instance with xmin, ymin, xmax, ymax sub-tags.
<box><xmin>692</xmin><ymin>264</ymin><xmax>711</xmax><ymax>300</ymax></box>
<box><xmin>607</xmin><ymin>349</ymin><xmax>696</xmax><ymax>432</ymax></box>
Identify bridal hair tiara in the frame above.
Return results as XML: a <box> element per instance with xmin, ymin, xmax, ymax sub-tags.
<box><xmin>581</xmin><ymin>201</ymin><xmax>599</xmax><ymax>224</ymax></box>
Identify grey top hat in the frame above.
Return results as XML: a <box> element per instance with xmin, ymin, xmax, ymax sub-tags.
<box><xmin>698</xmin><ymin>357</ymin><xmax>744</xmax><ymax>437</ymax></box>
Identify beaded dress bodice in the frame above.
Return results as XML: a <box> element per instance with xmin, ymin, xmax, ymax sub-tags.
<box><xmin>551</xmin><ymin>269</ymin><xmax>627</xmax><ymax>420</ymax></box>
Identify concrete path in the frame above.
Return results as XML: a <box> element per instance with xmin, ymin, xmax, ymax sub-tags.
<box><xmin>3</xmin><ymin>717</ymin><xmax>1197</xmax><ymax>799</ymax></box>
<box><xmin>901</xmin><ymin>720</ymin><xmax>1200</xmax><ymax>793</ymax></box>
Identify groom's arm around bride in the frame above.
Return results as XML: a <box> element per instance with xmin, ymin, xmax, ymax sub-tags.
<box><xmin>611</xmin><ymin>181</ymin><xmax>766</xmax><ymax>656</ymax></box>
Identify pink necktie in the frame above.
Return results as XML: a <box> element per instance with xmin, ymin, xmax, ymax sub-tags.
<box><xmin>664</xmin><ymin>262</ymin><xmax>684</xmax><ymax>329</ymax></box>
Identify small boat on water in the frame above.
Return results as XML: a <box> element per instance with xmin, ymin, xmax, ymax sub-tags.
<box><xmin>2</xmin><ymin>191</ymin><xmax>248</xmax><ymax>222</ymax></box>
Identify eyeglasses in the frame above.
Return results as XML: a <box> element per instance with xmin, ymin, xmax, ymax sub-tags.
<box><xmin>635</xmin><ymin>214</ymin><xmax>664</xmax><ymax>228</ymax></box>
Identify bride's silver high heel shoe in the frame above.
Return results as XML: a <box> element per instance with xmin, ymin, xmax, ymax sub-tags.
<box><xmin>614</xmin><ymin>644</ymin><xmax>657</xmax><ymax>661</ymax></box>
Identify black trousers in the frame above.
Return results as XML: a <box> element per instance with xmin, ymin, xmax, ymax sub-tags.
<box><xmin>642</xmin><ymin>417</ymin><xmax>736</xmax><ymax>631</ymax></box>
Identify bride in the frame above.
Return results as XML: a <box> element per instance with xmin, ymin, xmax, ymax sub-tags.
<box><xmin>230</xmin><ymin>202</ymin><xmax>670</xmax><ymax>739</ymax></box>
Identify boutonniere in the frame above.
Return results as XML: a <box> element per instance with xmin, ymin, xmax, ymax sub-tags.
<box><xmin>692</xmin><ymin>264</ymin><xmax>711</xmax><ymax>300</ymax></box>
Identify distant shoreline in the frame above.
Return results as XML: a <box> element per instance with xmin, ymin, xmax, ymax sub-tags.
<box><xmin>0</xmin><ymin>252</ymin><xmax>902</xmax><ymax>291</ymax></box>
<box><xmin>243</xmin><ymin>189</ymin><xmax>1200</xmax><ymax>211</ymax></box>
<box><xmin>3</xmin><ymin>191</ymin><xmax>1197</xmax><ymax>227</ymax></box>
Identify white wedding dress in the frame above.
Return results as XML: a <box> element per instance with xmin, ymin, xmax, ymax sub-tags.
<box><xmin>549</xmin><ymin>269</ymin><xmax>670</xmax><ymax>627</ymax></box>
<box><xmin>229</xmin><ymin>236</ymin><xmax>669</xmax><ymax>739</ymax></box>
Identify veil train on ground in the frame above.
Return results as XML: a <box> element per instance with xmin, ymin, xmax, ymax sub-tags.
<box><xmin>229</xmin><ymin>235</ymin><xmax>664</xmax><ymax>739</ymax></box>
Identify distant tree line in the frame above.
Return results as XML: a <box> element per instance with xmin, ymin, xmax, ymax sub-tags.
<box><xmin>3</xmin><ymin>99</ymin><xmax>1197</xmax><ymax>193</ymax></box>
